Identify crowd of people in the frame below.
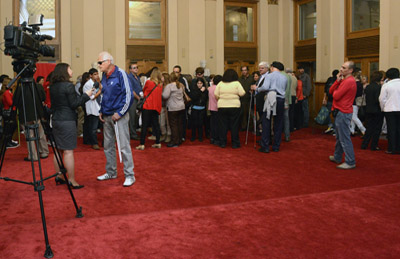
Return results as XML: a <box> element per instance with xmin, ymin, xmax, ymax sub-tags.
<box><xmin>1</xmin><ymin>54</ymin><xmax>400</xmax><ymax>187</ymax></box>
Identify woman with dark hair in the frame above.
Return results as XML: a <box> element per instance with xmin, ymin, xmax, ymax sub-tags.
<box><xmin>79</xmin><ymin>72</ymin><xmax>90</xmax><ymax>96</ymax></box>
<box><xmin>189</xmin><ymin>77</ymin><xmax>208</xmax><ymax>141</ymax></box>
<box><xmin>361</xmin><ymin>71</ymin><xmax>384</xmax><ymax>150</ymax></box>
<box><xmin>50</xmin><ymin>63</ymin><xmax>92</xmax><ymax>188</ymax></box>
<box><xmin>214</xmin><ymin>69</ymin><xmax>245</xmax><ymax>148</ymax></box>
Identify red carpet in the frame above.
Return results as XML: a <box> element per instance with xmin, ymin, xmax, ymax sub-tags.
<box><xmin>1</xmin><ymin>128</ymin><xmax>400</xmax><ymax>258</ymax></box>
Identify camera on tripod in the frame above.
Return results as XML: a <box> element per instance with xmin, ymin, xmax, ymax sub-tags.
<box><xmin>3</xmin><ymin>14</ymin><xmax>55</xmax><ymax>61</ymax></box>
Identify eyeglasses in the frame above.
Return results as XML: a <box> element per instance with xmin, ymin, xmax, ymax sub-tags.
<box><xmin>97</xmin><ymin>60</ymin><xmax>109</xmax><ymax>65</ymax></box>
<box><xmin>131</xmin><ymin>66</ymin><xmax>138</xmax><ymax>69</ymax></box>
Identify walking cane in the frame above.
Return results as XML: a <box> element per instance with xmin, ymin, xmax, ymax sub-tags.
<box><xmin>245</xmin><ymin>91</ymin><xmax>253</xmax><ymax>145</ymax></box>
<box><xmin>253</xmin><ymin>91</ymin><xmax>257</xmax><ymax>149</ymax></box>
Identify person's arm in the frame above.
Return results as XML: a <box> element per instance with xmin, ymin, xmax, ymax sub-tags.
<box><xmin>329</xmin><ymin>80</ymin><xmax>340</xmax><ymax>95</ymax></box>
<box><xmin>379</xmin><ymin>84</ymin><xmax>387</xmax><ymax>111</ymax></box>
<box><xmin>332</xmin><ymin>80</ymin><xmax>351</xmax><ymax>101</ymax></box>
<box><xmin>3</xmin><ymin>91</ymin><xmax>13</xmax><ymax>107</ymax></box>
<box><xmin>256</xmin><ymin>74</ymin><xmax>270</xmax><ymax>93</ymax></box>
<box><xmin>66</xmin><ymin>83</ymin><xmax>91</xmax><ymax>109</ymax></box>
<box><xmin>83</xmin><ymin>81</ymin><xmax>94</xmax><ymax>100</ymax></box>
<box><xmin>162</xmin><ymin>84</ymin><xmax>171</xmax><ymax>100</ymax></box>
<box><xmin>214</xmin><ymin>84</ymin><xmax>220</xmax><ymax>100</ymax></box>
<box><xmin>305</xmin><ymin>75</ymin><xmax>312</xmax><ymax>96</ymax></box>
<box><xmin>237</xmin><ymin>82</ymin><xmax>246</xmax><ymax>97</ymax></box>
<box><xmin>114</xmin><ymin>70</ymin><xmax>133</xmax><ymax>120</ymax></box>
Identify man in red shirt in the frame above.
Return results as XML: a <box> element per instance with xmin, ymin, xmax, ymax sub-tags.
<box><xmin>328</xmin><ymin>61</ymin><xmax>357</xmax><ymax>169</ymax></box>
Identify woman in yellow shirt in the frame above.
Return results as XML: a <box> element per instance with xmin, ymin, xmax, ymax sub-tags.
<box><xmin>214</xmin><ymin>69</ymin><xmax>245</xmax><ymax>148</ymax></box>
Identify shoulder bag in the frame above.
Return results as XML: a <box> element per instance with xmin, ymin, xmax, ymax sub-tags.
<box><xmin>137</xmin><ymin>84</ymin><xmax>158</xmax><ymax>112</ymax></box>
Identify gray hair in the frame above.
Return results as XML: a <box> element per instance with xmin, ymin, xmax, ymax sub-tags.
<box><xmin>259</xmin><ymin>61</ymin><xmax>269</xmax><ymax>68</ymax></box>
<box><xmin>99</xmin><ymin>51</ymin><xmax>114</xmax><ymax>65</ymax></box>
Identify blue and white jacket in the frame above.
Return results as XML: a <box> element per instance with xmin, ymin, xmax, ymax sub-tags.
<box><xmin>100</xmin><ymin>65</ymin><xmax>133</xmax><ymax>117</ymax></box>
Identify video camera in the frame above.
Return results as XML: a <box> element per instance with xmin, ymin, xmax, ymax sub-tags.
<box><xmin>3</xmin><ymin>14</ymin><xmax>55</xmax><ymax>61</ymax></box>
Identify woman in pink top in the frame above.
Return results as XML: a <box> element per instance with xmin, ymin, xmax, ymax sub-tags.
<box><xmin>208</xmin><ymin>75</ymin><xmax>222</xmax><ymax>145</ymax></box>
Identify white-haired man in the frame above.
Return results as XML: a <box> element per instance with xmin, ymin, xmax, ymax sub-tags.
<box><xmin>253</xmin><ymin>62</ymin><xmax>270</xmax><ymax>132</ymax></box>
<box><xmin>96</xmin><ymin>51</ymin><xmax>135</xmax><ymax>186</ymax></box>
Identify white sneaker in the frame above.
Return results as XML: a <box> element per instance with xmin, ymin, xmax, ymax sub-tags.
<box><xmin>97</xmin><ymin>173</ymin><xmax>117</xmax><ymax>181</ymax></box>
<box><xmin>123</xmin><ymin>177</ymin><xmax>136</xmax><ymax>187</ymax></box>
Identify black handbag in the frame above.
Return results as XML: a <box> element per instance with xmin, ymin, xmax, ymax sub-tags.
<box><xmin>137</xmin><ymin>85</ymin><xmax>158</xmax><ymax>112</ymax></box>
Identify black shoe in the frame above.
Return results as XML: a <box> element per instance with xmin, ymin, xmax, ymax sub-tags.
<box><xmin>273</xmin><ymin>149</ymin><xmax>279</xmax><ymax>152</ymax></box>
<box><xmin>361</xmin><ymin>145</ymin><xmax>367</xmax><ymax>150</ymax></box>
<box><xmin>24</xmin><ymin>157</ymin><xmax>38</xmax><ymax>162</ymax></box>
<box><xmin>190</xmin><ymin>137</ymin><xmax>195</xmax><ymax>142</ymax></box>
<box><xmin>219</xmin><ymin>144</ymin><xmax>226</xmax><ymax>148</ymax></box>
<box><xmin>232</xmin><ymin>145</ymin><xmax>240</xmax><ymax>149</ymax></box>
<box><xmin>69</xmin><ymin>182</ymin><xmax>84</xmax><ymax>189</ymax></box>
<box><xmin>258</xmin><ymin>147</ymin><xmax>269</xmax><ymax>153</ymax></box>
<box><xmin>371</xmin><ymin>147</ymin><xmax>380</xmax><ymax>151</ymax></box>
<box><xmin>55</xmin><ymin>176</ymin><xmax>66</xmax><ymax>185</ymax></box>
<box><xmin>167</xmin><ymin>143</ymin><xmax>178</xmax><ymax>148</ymax></box>
<box><xmin>130</xmin><ymin>135</ymin><xmax>139</xmax><ymax>140</ymax></box>
<box><xmin>199</xmin><ymin>138</ymin><xmax>203</xmax><ymax>142</ymax></box>
<box><xmin>6</xmin><ymin>142</ymin><xmax>19</xmax><ymax>149</ymax></box>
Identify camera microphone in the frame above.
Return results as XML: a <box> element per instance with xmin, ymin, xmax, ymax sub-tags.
<box><xmin>38</xmin><ymin>35</ymin><xmax>53</xmax><ymax>41</ymax></box>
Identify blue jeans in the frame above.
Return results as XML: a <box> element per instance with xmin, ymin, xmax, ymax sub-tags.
<box><xmin>334</xmin><ymin>111</ymin><xmax>355</xmax><ymax>165</ymax></box>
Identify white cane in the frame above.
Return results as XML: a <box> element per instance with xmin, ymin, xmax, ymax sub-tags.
<box><xmin>114</xmin><ymin>121</ymin><xmax>123</xmax><ymax>163</ymax></box>
<box><xmin>245</xmin><ymin>91</ymin><xmax>253</xmax><ymax>145</ymax></box>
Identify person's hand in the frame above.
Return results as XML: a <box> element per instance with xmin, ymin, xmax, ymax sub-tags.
<box><xmin>85</xmin><ymin>88</ymin><xmax>94</xmax><ymax>96</ymax></box>
<box><xmin>251</xmin><ymin>84</ymin><xmax>257</xmax><ymax>91</ymax></box>
<box><xmin>112</xmin><ymin>112</ymin><xmax>121</xmax><ymax>122</ymax></box>
<box><xmin>336</xmin><ymin>73</ymin><xmax>343</xmax><ymax>82</ymax></box>
<box><xmin>99</xmin><ymin>113</ymin><xmax>105</xmax><ymax>122</ymax></box>
<box><xmin>322</xmin><ymin>98</ymin><xmax>327</xmax><ymax>105</ymax></box>
<box><xmin>201</xmin><ymin>86</ymin><xmax>206</xmax><ymax>92</ymax></box>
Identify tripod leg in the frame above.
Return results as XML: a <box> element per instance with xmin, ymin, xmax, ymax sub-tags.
<box><xmin>36</xmin><ymin>186</ymin><xmax>54</xmax><ymax>258</ymax></box>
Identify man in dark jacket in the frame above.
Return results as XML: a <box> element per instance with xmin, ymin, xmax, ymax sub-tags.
<box><xmin>127</xmin><ymin>63</ymin><xmax>142</xmax><ymax>140</ymax></box>
<box><xmin>361</xmin><ymin>71</ymin><xmax>384</xmax><ymax>150</ymax></box>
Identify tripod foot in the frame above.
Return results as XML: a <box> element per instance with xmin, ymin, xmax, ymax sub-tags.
<box><xmin>75</xmin><ymin>206</ymin><xmax>84</xmax><ymax>218</ymax></box>
<box><xmin>44</xmin><ymin>245</ymin><xmax>54</xmax><ymax>258</ymax></box>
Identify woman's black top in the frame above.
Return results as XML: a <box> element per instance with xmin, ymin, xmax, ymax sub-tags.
<box><xmin>50</xmin><ymin>81</ymin><xmax>90</xmax><ymax>121</ymax></box>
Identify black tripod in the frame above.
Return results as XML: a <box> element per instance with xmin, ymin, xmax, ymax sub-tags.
<box><xmin>0</xmin><ymin>60</ymin><xmax>84</xmax><ymax>258</ymax></box>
